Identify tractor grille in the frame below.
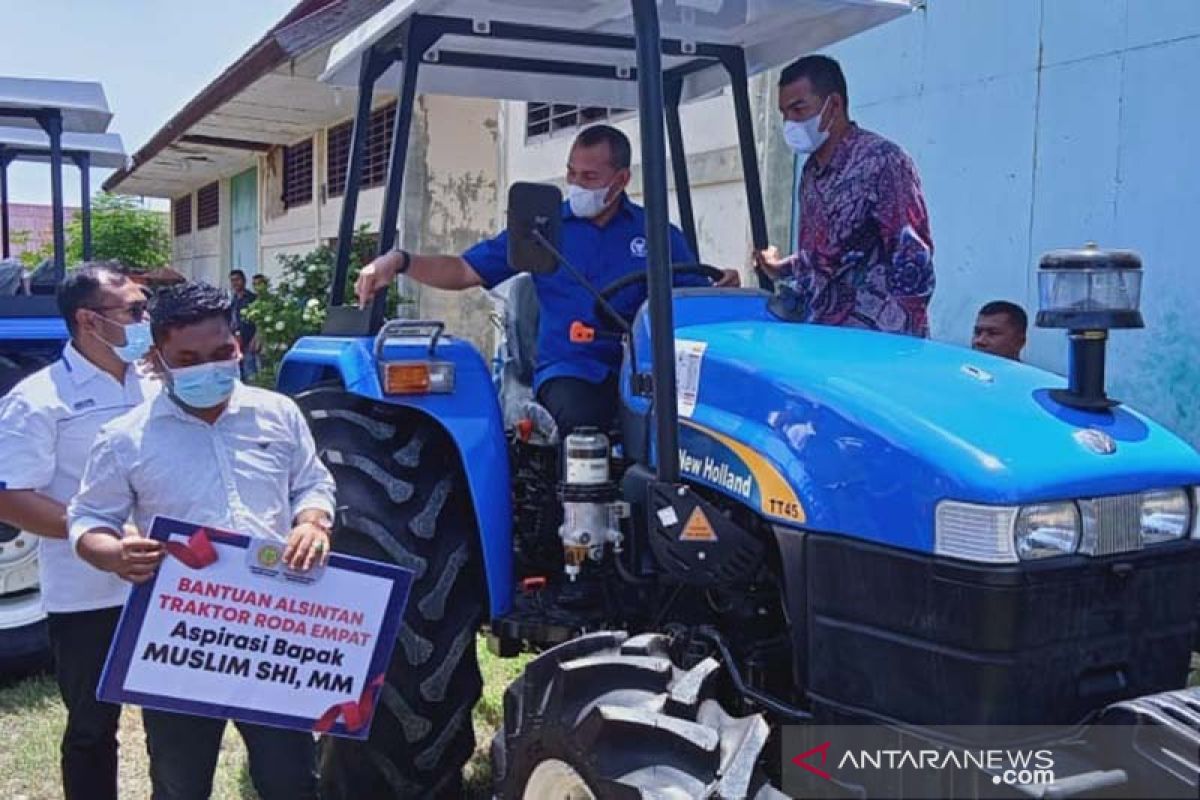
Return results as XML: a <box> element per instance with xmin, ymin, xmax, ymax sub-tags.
<box><xmin>1078</xmin><ymin>493</ymin><xmax>1143</xmax><ymax>556</ymax></box>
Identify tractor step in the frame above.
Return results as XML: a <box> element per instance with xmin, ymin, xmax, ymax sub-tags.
<box><xmin>489</xmin><ymin>585</ymin><xmax>610</xmax><ymax>654</ymax></box>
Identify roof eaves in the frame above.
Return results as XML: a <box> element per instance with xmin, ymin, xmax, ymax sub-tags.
<box><xmin>103</xmin><ymin>0</ymin><xmax>343</xmax><ymax>194</ymax></box>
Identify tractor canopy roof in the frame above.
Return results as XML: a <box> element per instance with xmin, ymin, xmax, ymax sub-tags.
<box><xmin>0</xmin><ymin>127</ymin><xmax>127</xmax><ymax>169</ymax></box>
<box><xmin>0</xmin><ymin>76</ymin><xmax>113</xmax><ymax>133</ymax></box>
<box><xmin>321</xmin><ymin>0</ymin><xmax>911</xmax><ymax>107</ymax></box>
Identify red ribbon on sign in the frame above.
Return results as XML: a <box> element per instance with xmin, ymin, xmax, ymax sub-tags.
<box><xmin>163</xmin><ymin>528</ymin><xmax>218</xmax><ymax>569</ymax></box>
<box><xmin>313</xmin><ymin>674</ymin><xmax>386</xmax><ymax>734</ymax></box>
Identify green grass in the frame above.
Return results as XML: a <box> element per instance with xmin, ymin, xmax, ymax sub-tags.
<box><xmin>4</xmin><ymin>645</ymin><xmax>1190</xmax><ymax>796</ymax></box>
<box><xmin>0</xmin><ymin>636</ymin><xmax>531</xmax><ymax>799</ymax></box>
<box><xmin>466</xmin><ymin>637</ymin><xmax>533</xmax><ymax>796</ymax></box>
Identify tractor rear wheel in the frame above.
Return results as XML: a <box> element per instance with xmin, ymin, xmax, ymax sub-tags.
<box><xmin>297</xmin><ymin>386</ymin><xmax>485</xmax><ymax>799</ymax></box>
<box><xmin>493</xmin><ymin>631</ymin><xmax>784</xmax><ymax>799</ymax></box>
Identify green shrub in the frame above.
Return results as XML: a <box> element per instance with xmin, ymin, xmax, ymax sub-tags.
<box><xmin>243</xmin><ymin>226</ymin><xmax>411</xmax><ymax>381</ymax></box>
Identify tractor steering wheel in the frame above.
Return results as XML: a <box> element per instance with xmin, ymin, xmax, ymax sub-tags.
<box><xmin>592</xmin><ymin>263</ymin><xmax>727</xmax><ymax>328</ymax></box>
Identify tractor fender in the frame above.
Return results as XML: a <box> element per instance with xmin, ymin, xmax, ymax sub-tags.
<box><xmin>279</xmin><ymin>334</ymin><xmax>514</xmax><ymax>617</ymax></box>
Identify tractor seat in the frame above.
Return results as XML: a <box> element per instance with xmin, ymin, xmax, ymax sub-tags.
<box><xmin>505</xmin><ymin>273</ymin><xmax>540</xmax><ymax>387</ymax></box>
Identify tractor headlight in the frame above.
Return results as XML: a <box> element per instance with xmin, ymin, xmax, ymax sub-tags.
<box><xmin>1139</xmin><ymin>488</ymin><xmax>1191</xmax><ymax>545</ymax></box>
<box><xmin>1014</xmin><ymin>502</ymin><xmax>1081</xmax><ymax>560</ymax></box>
<box><xmin>934</xmin><ymin>501</ymin><xmax>1020</xmax><ymax>563</ymax></box>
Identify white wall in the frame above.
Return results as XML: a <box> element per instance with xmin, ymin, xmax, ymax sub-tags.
<box><xmin>818</xmin><ymin>0</ymin><xmax>1200</xmax><ymax>446</ymax></box>
<box><xmin>171</xmin><ymin>196</ymin><xmax>226</xmax><ymax>287</ymax></box>
<box><xmin>259</xmin><ymin>132</ymin><xmax>322</xmax><ymax>276</ymax></box>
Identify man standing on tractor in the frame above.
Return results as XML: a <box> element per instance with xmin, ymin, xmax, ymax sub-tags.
<box><xmin>0</xmin><ymin>262</ymin><xmax>158</xmax><ymax>800</ymax></box>
<box><xmin>756</xmin><ymin>55</ymin><xmax>935</xmax><ymax>337</ymax></box>
<box><xmin>355</xmin><ymin>124</ymin><xmax>740</xmax><ymax>436</ymax></box>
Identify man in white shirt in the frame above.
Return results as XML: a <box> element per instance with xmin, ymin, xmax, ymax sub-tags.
<box><xmin>0</xmin><ymin>262</ymin><xmax>158</xmax><ymax>800</ymax></box>
<box><xmin>69</xmin><ymin>282</ymin><xmax>336</xmax><ymax>800</ymax></box>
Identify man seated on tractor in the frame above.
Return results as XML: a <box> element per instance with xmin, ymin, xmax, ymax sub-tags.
<box><xmin>356</xmin><ymin>124</ymin><xmax>740</xmax><ymax>436</ymax></box>
<box><xmin>972</xmin><ymin>300</ymin><xmax>1027</xmax><ymax>361</ymax></box>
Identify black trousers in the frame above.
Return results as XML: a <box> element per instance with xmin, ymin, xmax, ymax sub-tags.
<box><xmin>142</xmin><ymin>708</ymin><xmax>317</xmax><ymax>800</ymax></box>
<box><xmin>46</xmin><ymin>606</ymin><xmax>123</xmax><ymax>800</ymax></box>
<box><xmin>537</xmin><ymin>374</ymin><xmax>619</xmax><ymax>438</ymax></box>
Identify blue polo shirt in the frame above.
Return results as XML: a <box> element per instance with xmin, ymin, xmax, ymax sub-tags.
<box><xmin>463</xmin><ymin>195</ymin><xmax>699</xmax><ymax>391</ymax></box>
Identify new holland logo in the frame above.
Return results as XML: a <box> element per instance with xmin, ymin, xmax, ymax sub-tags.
<box><xmin>1074</xmin><ymin>428</ymin><xmax>1116</xmax><ymax>455</ymax></box>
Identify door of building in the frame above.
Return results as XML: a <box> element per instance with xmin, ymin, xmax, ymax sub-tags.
<box><xmin>229</xmin><ymin>167</ymin><xmax>258</xmax><ymax>275</ymax></box>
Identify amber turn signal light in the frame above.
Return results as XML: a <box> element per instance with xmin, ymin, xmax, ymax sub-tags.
<box><xmin>382</xmin><ymin>362</ymin><xmax>455</xmax><ymax>394</ymax></box>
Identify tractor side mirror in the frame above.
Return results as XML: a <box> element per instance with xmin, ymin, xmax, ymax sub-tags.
<box><xmin>506</xmin><ymin>182</ymin><xmax>561</xmax><ymax>274</ymax></box>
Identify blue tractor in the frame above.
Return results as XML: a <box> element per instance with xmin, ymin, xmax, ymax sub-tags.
<box><xmin>0</xmin><ymin>80</ymin><xmax>125</xmax><ymax>672</ymax></box>
<box><xmin>281</xmin><ymin>1</ymin><xmax>1200</xmax><ymax>797</ymax></box>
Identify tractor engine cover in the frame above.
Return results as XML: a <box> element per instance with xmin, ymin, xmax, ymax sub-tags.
<box><xmin>646</xmin><ymin>484</ymin><xmax>764</xmax><ymax>586</ymax></box>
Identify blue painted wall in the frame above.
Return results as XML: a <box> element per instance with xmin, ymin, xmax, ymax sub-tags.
<box><xmin>813</xmin><ymin>0</ymin><xmax>1200</xmax><ymax>447</ymax></box>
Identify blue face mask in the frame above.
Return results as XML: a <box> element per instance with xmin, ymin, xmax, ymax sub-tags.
<box><xmin>93</xmin><ymin>318</ymin><xmax>152</xmax><ymax>363</ymax></box>
<box><xmin>165</xmin><ymin>359</ymin><xmax>240</xmax><ymax>409</ymax></box>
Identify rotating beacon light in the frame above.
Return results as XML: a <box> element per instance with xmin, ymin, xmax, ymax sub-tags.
<box><xmin>1036</xmin><ymin>243</ymin><xmax>1144</xmax><ymax>410</ymax></box>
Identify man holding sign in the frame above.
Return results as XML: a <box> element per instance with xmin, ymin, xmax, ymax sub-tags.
<box><xmin>68</xmin><ymin>282</ymin><xmax>336</xmax><ymax>800</ymax></box>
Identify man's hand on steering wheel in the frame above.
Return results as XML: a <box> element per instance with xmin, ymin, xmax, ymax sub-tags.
<box><xmin>590</xmin><ymin>264</ymin><xmax>741</xmax><ymax>330</ymax></box>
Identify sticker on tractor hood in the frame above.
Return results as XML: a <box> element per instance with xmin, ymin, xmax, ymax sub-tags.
<box><xmin>679</xmin><ymin>420</ymin><xmax>806</xmax><ymax>524</ymax></box>
<box><xmin>675</xmin><ymin>339</ymin><xmax>707</xmax><ymax>418</ymax></box>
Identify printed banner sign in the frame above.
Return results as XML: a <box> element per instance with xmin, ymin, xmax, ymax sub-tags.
<box><xmin>99</xmin><ymin>516</ymin><xmax>412</xmax><ymax>739</ymax></box>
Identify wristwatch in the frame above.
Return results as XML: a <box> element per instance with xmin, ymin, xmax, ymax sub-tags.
<box><xmin>298</xmin><ymin>512</ymin><xmax>334</xmax><ymax>535</ymax></box>
<box><xmin>395</xmin><ymin>248</ymin><xmax>412</xmax><ymax>275</ymax></box>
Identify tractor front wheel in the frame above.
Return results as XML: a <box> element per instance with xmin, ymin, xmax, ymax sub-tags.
<box><xmin>297</xmin><ymin>387</ymin><xmax>485</xmax><ymax>799</ymax></box>
<box><xmin>493</xmin><ymin>631</ymin><xmax>784</xmax><ymax>799</ymax></box>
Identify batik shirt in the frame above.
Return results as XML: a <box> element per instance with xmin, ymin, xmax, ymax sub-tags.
<box><xmin>782</xmin><ymin>125</ymin><xmax>934</xmax><ymax>336</ymax></box>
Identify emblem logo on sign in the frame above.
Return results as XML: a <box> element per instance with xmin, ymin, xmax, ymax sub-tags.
<box><xmin>1074</xmin><ymin>428</ymin><xmax>1116</xmax><ymax>455</ymax></box>
<box><xmin>257</xmin><ymin>544</ymin><xmax>283</xmax><ymax>567</ymax></box>
<box><xmin>630</xmin><ymin>236</ymin><xmax>647</xmax><ymax>257</ymax></box>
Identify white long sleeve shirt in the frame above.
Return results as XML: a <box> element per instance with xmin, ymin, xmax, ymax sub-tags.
<box><xmin>68</xmin><ymin>382</ymin><xmax>335</xmax><ymax>547</ymax></box>
<box><xmin>0</xmin><ymin>344</ymin><xmax>158</xmax><ymax>612</ymax></box>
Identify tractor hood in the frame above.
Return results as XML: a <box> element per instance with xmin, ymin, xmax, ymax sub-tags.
<box><xmin>629</xmin><ymin>291</ymin><xmax>1200</xmax><ymax>553</ymax></box>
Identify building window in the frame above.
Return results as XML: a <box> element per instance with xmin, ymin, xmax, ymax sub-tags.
<box><xmin>525</xmin><ymin>103</ymin><xmax>626</xmax><ymax>141</ymax></box>
<box><xmin>282</xmin><ymin>139</ymin><xmax>313</xmax><ymax>209</ymax></box>
<box><xmin>196</xmin><ymin>182</ymin><xmax>219</xmax><ymax>230</ymax></box>
<box><xmin>172</xmin><ymin>194</ymin><xmax>192</xmax><ymax>236</ymax></box>
<box><xmin>326</xmin><ymin>103</ymin><xmax>396</xmax><ymax>198</ymax></box>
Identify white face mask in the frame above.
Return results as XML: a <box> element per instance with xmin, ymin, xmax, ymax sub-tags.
<box><xmin>91</xmin><ymin>317</ymin><xmax>152</xmax><ymax>363</ymax></box>
<box><xmin>567</xmin><ymin>182</ymin><xmax>613</xmax><ymax>219</ymax></box>
<box><xmin>164</xmin><ymin>358</ymin><xmax>240</xmax><ymax>409</ymax></box>
<box><xmin>783</xmin><ymin>98</ymin><xmax>830</xmax><ymax>155</ymax></box>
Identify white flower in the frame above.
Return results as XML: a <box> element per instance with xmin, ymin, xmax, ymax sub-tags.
<box><xmin>275</xmin><ymin>321</ymin><xmax>285</xmax><ymax>332</ymax></box>
<box><xmin>306</xmin><ymin>298</ymin><xmax>320</xmax><ymax>308</ymax></box>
